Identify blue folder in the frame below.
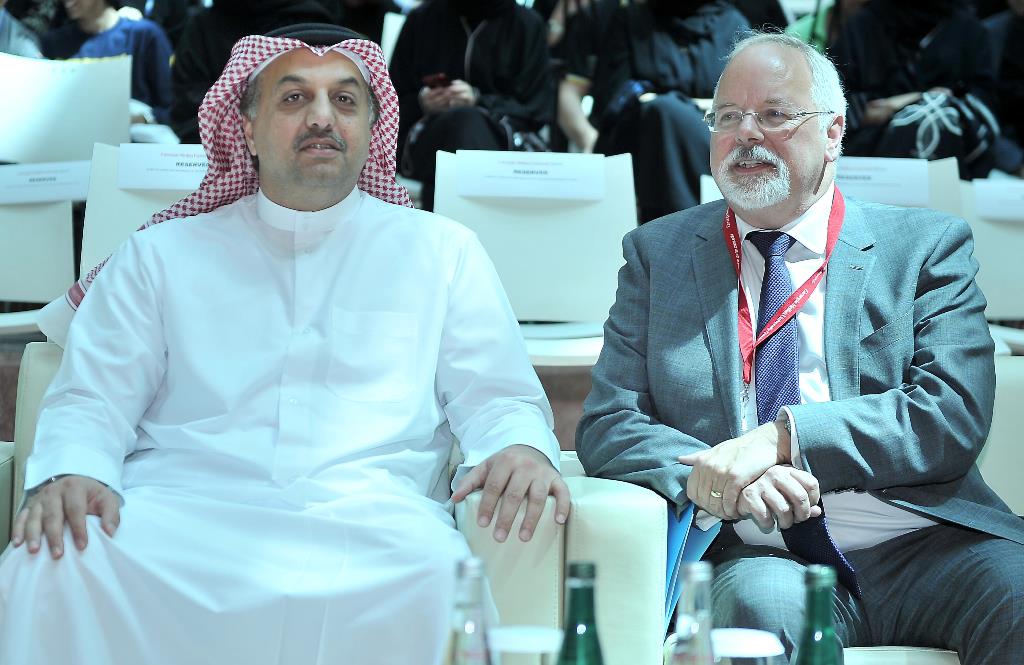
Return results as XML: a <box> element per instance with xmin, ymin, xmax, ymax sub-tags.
<box><xmin>664</xmin><ymin>504</ymin><xmax>721</xmax><ymax>632</ymax></box>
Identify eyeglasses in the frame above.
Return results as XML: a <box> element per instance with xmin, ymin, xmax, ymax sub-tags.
<box><xmin>703</xmin><ymin>107</ymin><xmax>835</xmax><ymax>133</ymax></box>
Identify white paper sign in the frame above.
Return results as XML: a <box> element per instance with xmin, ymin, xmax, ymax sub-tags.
<box><xmin>455</xmin><ymin>150</ymin><xmax>605</xmax><ymax>200</ymax></box>
<box><xmin>973</xmin><ymin>179</ymin><xmax>1024</xmax><ymax>223</ymax></box>
<box><xmin>0</xmin><ymin>161</ymin><xmax>91</xmax><ymax>204</ymax></box>
<box><xmin>836</xmin><ymin>157</ymin><xmax>930</xmax><ymax>208</ymax></box>
<box><xmin>117</xmin><ymin>144</ymin><xmax>208</xmax><ymax>190</ymax></box>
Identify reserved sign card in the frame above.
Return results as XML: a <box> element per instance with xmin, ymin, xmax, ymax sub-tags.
<box><xmin>0</xmin><ymin>161</ymin><xmax>91</xmax><ymax>204</ymax></box>
<box><xmin>973</xmin><ymin>179</ymin><xmax>1024</xmax><ymax>223</ymax></box>
<box><xmin>455</xmin><ymin>150</ymin><xmax>605</xmax><ymax>200</ymax></box>
<box><xmin>117</xmin><ymin>144</ymin><xmax>208</xmax><ymax>190</ymax></box>
<box><xmin>836</xmin><ymin>157</ymin><xmax>930</xmax><ymax>208</ymax></box>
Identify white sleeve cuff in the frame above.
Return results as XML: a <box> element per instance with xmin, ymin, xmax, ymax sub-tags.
<box><xmin>779</xmin><ymin>406</ymin><xmax>803</xmax><ymax>469</ymax></box>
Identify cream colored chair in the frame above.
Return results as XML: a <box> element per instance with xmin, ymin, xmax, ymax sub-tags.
<box><xmin>958</xmin><ymin>179</ymin><xmax>1024</xmax><ymax>354</ymax></box>
<box><xmin>0</xmin><ymin>201</ymin><xmax>75</xmax><ymax>335</ymax></box>
<box><xmin>0</xmin><ymin>54</ymin><xmax>130</xmax><ymax>164</ymax></box>
<box><xmin>78</xmin><ymin>143</ymin><xmax>193</xmax><ymax>279</ymax></box>
<box><xmin>433</xmin><ymin>150</ymin><xmax>637</xmax><ymax>367</ymax></box>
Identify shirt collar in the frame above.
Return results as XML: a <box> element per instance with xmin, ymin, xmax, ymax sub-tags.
<box><xmin>735</xmin><ymin>182</ymin><xmax>835</xmax><ymax>257</ymax></box>
<box><xmin>255</xmin><ymin>186</ymin><xmax>362</xmax><ymax>236</ymax></box>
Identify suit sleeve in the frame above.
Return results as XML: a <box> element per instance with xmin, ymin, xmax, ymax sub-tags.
<box><xmin>790</xmin><ymin>216</ymin><xmax>995</xmax><ymax>493</ymax></box>
<box><xmin>576</xmin><ymin>231</ymin><xmax>709</xmax><ymax>509</ymax></box>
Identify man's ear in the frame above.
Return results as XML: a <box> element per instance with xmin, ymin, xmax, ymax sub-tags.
<box><xmin>242</xmin><ymin>114</ymin><xmax>257</xmax><ymax>157</ymax></box>
<box><xmin>825</xmin><ymin>114</ymin><xmax>845</xmax><ymax>163</ymax></box>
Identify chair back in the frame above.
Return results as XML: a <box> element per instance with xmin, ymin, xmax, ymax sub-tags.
<box><xmin>0</xmin><ymin>202</ymin><xmax>74</xmax><ymax>305</ymax></box>
<box><xmin>381</xmin><ymin>11</ymin><xmax>406</xmax><ymax>65</ymax></box>
<box><xmin>958</xmin><ymin>180</ymin><xmax>1024</xmax><ymax>321</ymax></box>
<box><xmin>0</xmin><ymin>54</ymin><xmax>130</xmax><ymax>164</ymax></box>
<box><xmin>977</xmin><ymin>355</ymin><xmax>1024</xmax><ymax>514</ymax></box>
<box><xmin>79</xmin><ymin>144</ymin><xmax>194</xmax><ymax>277</ymax></box>
<box><xmin>434</xmin><ymin>150</ymin><xmax>636</xmax><ymax>324</ymax></box>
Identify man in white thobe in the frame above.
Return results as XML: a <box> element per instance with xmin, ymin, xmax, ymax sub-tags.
<box><xmin>0</xmin><ymin>26</ymin><xmax>568</xmax><ymax>665</ymax></box>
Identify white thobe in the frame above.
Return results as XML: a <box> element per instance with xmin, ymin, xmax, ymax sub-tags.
<box><xmin>0</xmin><ymin>188</ymin><xmax>560</xmax><ymax>665</ymax></box>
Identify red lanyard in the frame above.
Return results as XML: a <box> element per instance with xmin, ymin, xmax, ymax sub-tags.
<box><xmin>723</xmin><ymin>187</ymin><xmax>846</xmax><ymax>385</ymax></box>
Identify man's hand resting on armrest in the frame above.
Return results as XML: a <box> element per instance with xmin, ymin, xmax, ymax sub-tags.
<box><xmin>451</xmin><ymin>444</ymin><xmax>570</xmax><ymax>544</ymax></box>
<box><xmin>12</xmin><ymin>475</ymin><xmax>120</xmax><ymax>559</ymax></box>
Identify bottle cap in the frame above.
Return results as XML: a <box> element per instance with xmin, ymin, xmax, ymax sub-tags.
<box><xmin>567</xmin><ymin>561</ymin><xmax>597</xmax><ymax>579</ymax></box>
<box><xmin>682</xmin><ymin>561</ymin><xmax>713</xmax><ymax>582</ymax></box>
<box><xmin>805</xmin><ymin>564</ymin><xmax>837</xmax><ymax>587</ymax></box>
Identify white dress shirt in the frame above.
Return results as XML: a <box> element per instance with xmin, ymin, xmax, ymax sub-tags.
<box><xmin>730</xmin><ymin>183</ymin><xmax>937</xmax><ymax>552</ymax></box>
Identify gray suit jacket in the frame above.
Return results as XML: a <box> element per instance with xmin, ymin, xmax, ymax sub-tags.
<box><xmin>577</xmin><ymin>195</ymin><xmax>1024</xmax><ymax>546</ymax></box>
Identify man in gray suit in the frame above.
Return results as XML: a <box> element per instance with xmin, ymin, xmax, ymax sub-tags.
<box><xmin>577</xmin><ymin>31</ymin><xmax>1024</xmax><ymax>662</ymax></box>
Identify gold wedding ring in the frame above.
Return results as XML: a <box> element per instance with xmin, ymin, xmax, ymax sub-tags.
<box><xmin>710</xmin><ymin>490</ymin><xmax>723</xmax><ymax>499</ymax></box>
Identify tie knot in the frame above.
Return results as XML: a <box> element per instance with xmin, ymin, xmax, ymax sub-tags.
<box><xmin>748</xmin><ymin>231</ymin><xmax>795</xmax><ymax>259</ymax></box>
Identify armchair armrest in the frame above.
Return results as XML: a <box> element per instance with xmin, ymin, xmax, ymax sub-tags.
<box><xmin>456</xmin><ymin>492</ymin><xmax>564</xmax><ymax>629</ymax></box>
<box><xmin>0</xmin><ymin>441</ymin><xmax>14</xmax><ymax>550</ymax></box>
<box><xmin>565</xmin><ymin>476</ymin><xmax>666</xmax><ymax>665</ymax></box>
<box><xmin>456</xmin><ymin>475</ymin><xmax>668</xmax><ymax>665</ymax></box>
<box><xmin>990</xmin><ymin>324</ymin><xmax>1024</xmax><ymax>355</ymax></box>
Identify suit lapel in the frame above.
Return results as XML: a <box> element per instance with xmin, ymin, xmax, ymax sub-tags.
<box><xmin>690</xmin><ymin>215</ymin><xmax>744</xmax><ymax>438</ymax></box>
<box><xmin>823</xmin><ymin>199</ymin><xmax>876</xmax><ymax>401</ymax></box>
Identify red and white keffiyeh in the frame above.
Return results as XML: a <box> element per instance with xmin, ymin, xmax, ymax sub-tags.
<box><xmin>67</xmin><ymin>35</ymin><xmax>411</xmax><ymax>310</ymax></box>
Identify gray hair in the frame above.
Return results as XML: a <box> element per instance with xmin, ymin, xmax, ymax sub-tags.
<box><xmin>239</xmin><ymin>69</ymin><xmax>380</xmax><ymax>127</ymax></box>
<box><xmin>715</xmin><ymin>31</ymin><xmax>847</xmax><ymax>135</ymax></box>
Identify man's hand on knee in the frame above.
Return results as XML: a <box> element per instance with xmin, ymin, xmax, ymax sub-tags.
<box><xmin>12</xmin><ymin>475</ymin><xmax>120</xmax><ymax>559</ymax></box>
<box><xmin>451</xmin><ymin>444</ymin><xmax>570</xmax><ymax>544</ymax></box>
<box><xmin>736</xmin><ymin>466</ymin><xmax>822</xmax><ymax>531</ymax></box>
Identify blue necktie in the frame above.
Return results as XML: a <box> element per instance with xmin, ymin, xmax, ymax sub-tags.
<box><xmin>748</xmin><ymin>231</ymin><xmax>861</xmax><ymax>598</ymax></box>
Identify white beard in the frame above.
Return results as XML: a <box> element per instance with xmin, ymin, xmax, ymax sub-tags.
<box><xmin>715</xmin><ymin>145</ymin><xmax>791</xmax><ymax>210</ymax></box>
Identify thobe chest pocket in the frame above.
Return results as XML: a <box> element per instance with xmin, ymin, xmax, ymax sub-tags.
<box><xmin>329</xmin><ymin>308</ymin><xmax>418</xmax><ymax>402</ymax></box>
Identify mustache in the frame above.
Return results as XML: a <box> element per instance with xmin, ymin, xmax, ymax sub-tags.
<box><xmin>725</xmin><ymin>144</ymin><xmax>783</xmax><ymax>167</ymax></box>
<box><xmin>293</xmin><ymin>129</ymin><xmax>347</xmax><ymax>152</ymax></box>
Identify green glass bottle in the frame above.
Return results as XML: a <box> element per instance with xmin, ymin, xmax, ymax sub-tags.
<box><xmin>447</xmin><ymin>557</ymin><xmax>493</xmax><ymax>665</ymax></box>
<box><xmin>792</xmin><ymin>565</ymin><xmax>844</xmax><ymax>665</ymax></box>
<box><xmin>670</xmin><ymin>562</ymin><xmax>715</xmax><ymax>665</ymax></box>
<box><xmin>556</xmin><ymin>561</ymin><xmax>605</xmax><ymax>665</ymax></box>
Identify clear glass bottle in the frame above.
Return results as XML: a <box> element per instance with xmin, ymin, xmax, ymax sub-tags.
<box><xmin>792</xmin><ymin>565</ymin><xmax>844</xmax><ymax>665</ymax></box>
<box><xmin>670</xmin><ymin>561</ymin><xmax>715</xmax><ymax>665</ymax></box>
<box><xmin>556</xmin><ymin>561</ymin><xmax>605</xmax><ymax>665</ymax></box>
<box><xmin>447</xmin><ymin>557</ymin><xmax>493</xmax><ymax>665</ymax></box>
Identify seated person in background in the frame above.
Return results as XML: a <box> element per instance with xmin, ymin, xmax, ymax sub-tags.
<box><xmin>831</xmin><ymin>0</ymin><xmax>999</xmax><ymax>179</ymax></box>
<box><xmin>390</xmin><ymin>0</ymin><xmax>553</xmax><ymax>211</ymax></box>
<box><xmin>0</xmin><ymin>0</ymin><xmax>42</xmax><ymax>56</ymax></box>
<box><xmin>577</xmin><ymin>31</ymin><xmax>1024</xmax><ymax>662</ymax></box>
<box><xmin>723</xmin><ymin>0</ymin><xmax>787</xmax><ymax>30</ymax></box>
<box><xmin>984</xmin><ymin>0</ymin><xmax>1024</xmax><ymax>176</ymax></box>
<box><xmin>555</xmin><ymin>0</ymin><xmax>619</xmax><ymax>153</ymax></box>
<box><xmin>0</xmin><ymin>25</ymin><xmax>568</xmax><ymax>665</ymax></box>
<box><xmin>41</xmin><ymin>0</ymin><xmax>174</xmax><ymax>124</ymax></box>
<box><xmin>337</xmin><ymin>0</ymin><xmax>401</xmax><ymax>45</ymax></box>
<box><xmin>590</xmin><ymin>0</ymin><xmax>748</xmax><ymax>222</ymax></box>
<box><xmin>120</xmin><ymin>0</ymin><xmax>189</xmax><ymax>47</ymax></box>
<box><xmin>784</xmin><ymin>0</ymin><xmax>868</xmax><ymax>53</ymax></box>
<box><xmin>170</xmin><ymin>0</ymin><xmax>338</xmax><ymax>144</ymax></box>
